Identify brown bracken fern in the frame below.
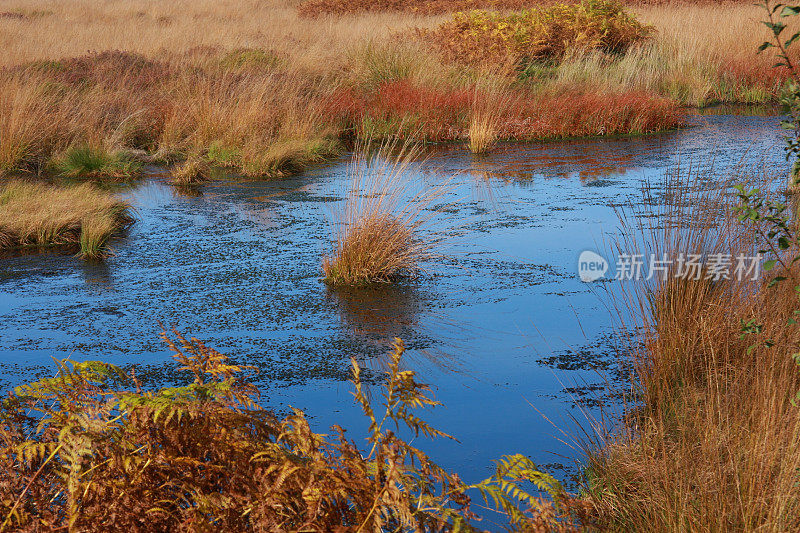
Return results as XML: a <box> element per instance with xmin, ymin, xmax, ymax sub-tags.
<box><xmin>0</xmin><ymin>331</ymin><xmax>583</xmax><ymax>531</ymax></box>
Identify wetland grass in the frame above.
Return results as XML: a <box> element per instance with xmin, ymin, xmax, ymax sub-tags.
<box><xmin>53</xmin><ymin>144</ymin><xmax>142</xmax><ymax>179</ymax></box>
<box><xmin>585</xmin><ymin>177</ymin><xmax>800</xmax><ymax>531</ymax></box>
<box><xmin>0</xmin><ymin>0</ymin><xmax>776</xmax><ymax>182</ymax></box>
<box><xmin>0</xmin><ymin>180</ymin><xmax>132</xmax><ymax>259</ymax></box>
<box><xmin>322</xmin><ymin>144</ymin><xmax>448</xmax><ymax>286</ymax></box>
<box><xmin>467</xmin><ymin>113</ymin><xmax>498</xmax><ymax>154</ymax></box>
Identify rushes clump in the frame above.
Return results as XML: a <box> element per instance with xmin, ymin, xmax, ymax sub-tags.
<box><xmin>53</xmin><ymin>144</ymin><xmax>142</xmax><ymax>179</ymax></box>
<box><xmin>171</xmin><ymin>154</ymin><xmax>209</xmax><ymax>185</ymax></box>
<box><xmin>322</xmin><ymin>144</ymin><xmax>448</xmax><ymax>286</ymax></box>
<box><xmin>0</xmin><ymin>180</ymin><xmax>132</xmax><ymax>259</ymax></box>
<box><xmin>586</xmin><ymin>174</ymin><xmax>800</xmax><ymax>530</ymax></box>
<box><xmin>467</xmin><ymin>113</ymin><xmax>498</xmax><ymax>154</ymax></box>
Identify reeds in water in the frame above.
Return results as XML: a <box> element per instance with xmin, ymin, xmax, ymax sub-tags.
<box><xmin>322</xmin><ymin>142</ymin><xmax>449</xmax><ymax>285</ymax></box>
<box><xmin>586</xmin><ymin>171</ymin><xmax>800</xmax><ymax>531</ymax></box>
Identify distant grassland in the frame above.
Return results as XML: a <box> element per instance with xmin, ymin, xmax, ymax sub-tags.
<box><xmin>0</xmin><ymin>0</ymin><xmax>791</xmax><ymax>180</ymax></box>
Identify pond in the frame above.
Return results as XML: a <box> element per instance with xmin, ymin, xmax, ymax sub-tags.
<box><xmin>0</xmin><ymin>111</ymin><xmax>786</xmax><ymax>493</ymax></box>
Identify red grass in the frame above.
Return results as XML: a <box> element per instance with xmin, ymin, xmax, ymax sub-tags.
<box><xmin>326</xmin><ymin>80</ymin><xmax>684</xmax><ymax>141</ymax></box>
<box><xmin>297</xmin><ymin>0</ymin><xmax>748</xmax><ymax>17</ymax></box>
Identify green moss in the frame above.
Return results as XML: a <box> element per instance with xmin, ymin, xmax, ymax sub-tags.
<box><xmin>207</xmin><ymin>141</ymin><xmax>241</xmax><ymax>168</ymax></box>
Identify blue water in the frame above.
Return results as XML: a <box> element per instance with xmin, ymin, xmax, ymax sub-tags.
<box><xmin>0</xmin><ymin>113</ymin><xmax>786</xmax><ymax>502</ymax></box>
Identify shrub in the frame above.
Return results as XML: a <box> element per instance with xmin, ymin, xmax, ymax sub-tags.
<box><xmin>421</xmin><ymin>0</ymin><xmax>653</xmax><ymax>68</ymax></box>
<box><xmin>0</xmin><ymin>180</ymin><xmax>132</xmax><ymax>259</ymax></box>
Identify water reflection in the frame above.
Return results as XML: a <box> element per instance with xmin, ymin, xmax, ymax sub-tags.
<box><xmin>328</xmin><ymin>282</ymin><xmax>463</xmax><ymax>375</ymax></box>
<box><xmin>79</xmin><ymin>259</ymin><xmax>113</xmax><ymax>286</ymax></box>
<box><xmin>172</xmin><ymin>184</ymin><xmax>204</xmax><ymax>198</ymax></box>
<box><xmin>328</xmin><ymin>283</ymin><xmax>420</xmax><ymax>338</ymax></box>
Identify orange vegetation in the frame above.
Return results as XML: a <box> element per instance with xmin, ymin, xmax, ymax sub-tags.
<box><xmin>327</xmin><ymin>80</ymin><xmax>684</xmax><ymax>142</ymax></box>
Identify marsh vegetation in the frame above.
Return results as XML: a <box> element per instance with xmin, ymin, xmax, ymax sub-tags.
<box><xmin>1</xmin><ymin>0</ymin><xmax>800</xmax><ymax>531</ymax></box>
<box><xmin>0</xmin><ymin>181</ymin><xmax>132</xmax><ymax>259</ymax></box>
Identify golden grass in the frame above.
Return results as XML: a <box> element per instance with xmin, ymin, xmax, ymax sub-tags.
<box><xmin>322</xmin><ymin>143</ymin><xmax>449</xmax><ymax>285</ymax></box>
<box><xmin>587</xmin><ymin>176</ymin><xmax>800</xmax><ymax>531</ymax></box>
<box><xmin>0</xmin><ymin>180</ymin><xmax>132</xmax><ymax>258</ymax></box>
<box><xmin>466</xmin><ymin>82</ymin><xmax>512</xmax><ymax>153</ymax></box>
<box><xmin>0</xmin><ymin>0</ymin><xmax>789</xmax><ymax>178</ymax></box>
<box><xmin>0</xmin><ymin>1</ymin><xmax>783</xmax><ymax>92</ymax></box>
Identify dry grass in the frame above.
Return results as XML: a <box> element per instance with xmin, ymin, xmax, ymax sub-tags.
<box><xmin>297</xmin><ymin>0</ymin><xmax>540</xmax><ymax>17</ymax></box>
<box><xmin>0</xmin><ymin>180</ymin><xmax>132</xmax><ymax>258</ymax></box>
<box><xmin>586</xmin><ymin>175</ymin><xmax>800</xmax><ymax>531</ymax></box>
<box><xmin>467</xmin><ymin>83</ymin><xmax>511</xmax><ymax>153</ymax></box>
<box><xmin>322</xmin><ymin>143</ymin><xmax>449</xmax><ymax>285</ymax></box>
<box><xmin>0</xmin><ymin>0</ymin><xmax>789</xmax><ymax>177</ymax></box>
<box><xmin>548</xmin><ymin>3</ymin><xmax>798</xmax><ymax>105</ymax></box>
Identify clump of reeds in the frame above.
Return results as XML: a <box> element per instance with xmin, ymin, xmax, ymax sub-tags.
<box><xmin>322</xmin><ymin>143</ymin><xmax>448</xmax><ymax>285</ymax></box>
<box><xmin>585</xmin><ymin>172</ymin><xmax>800</xmax><ymax>531</ymax></box>
<box><xmin>467</xmin><ymin>82</ymin><xmax>514</xmax><ymax>154</ymax></box>
<box><xmin>467</xmin><ymin>113</ymin><xmax>498</xmax><ymax>154</ymax></box>
<box><xmin>0</xmin><ymin>180</ymin><xmax>132</xmax><ymax>259</ymax></box>
<box><xmin>171</xmin><ymin>153</ymin><xmax>209</xmax><ymax>185</ymax></box>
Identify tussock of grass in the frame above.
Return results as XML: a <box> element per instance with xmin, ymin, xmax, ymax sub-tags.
<box><xmin>322</xmin><ymin>144</ymin><xmax>448</xmax><ymax>286</ymax></box>
<box><xmin>53</xmin><ymin>144</ymin><xmax>142</xmax><ymax>179</ymax></box>
<box><xmin>0</xmin><ymin>180</ymin><xmax>132</xmax><ymax>259</ymax></box>
<box><xmin>586</xmin><ymin>176</ymin><xmax>800</xmax><ymax>530</ymax></box>
<box><xmin>466</xmin><ymin>83</ymin><xmax>509</xmax><ymax>153</ymax></box>
<box><xmin>467</xmin><ymin>114</ymin><xmax>497</xmax><ymax>154</ymax></box>
<box><xmin>348</xmin><ymin>40</ymin><xmax>445</xmax><ymax>89</ymax></box>
<box><xmin>171</xmin><ymin>154</ymin><xmax>209</xmax><ymax>184</ymax></box>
